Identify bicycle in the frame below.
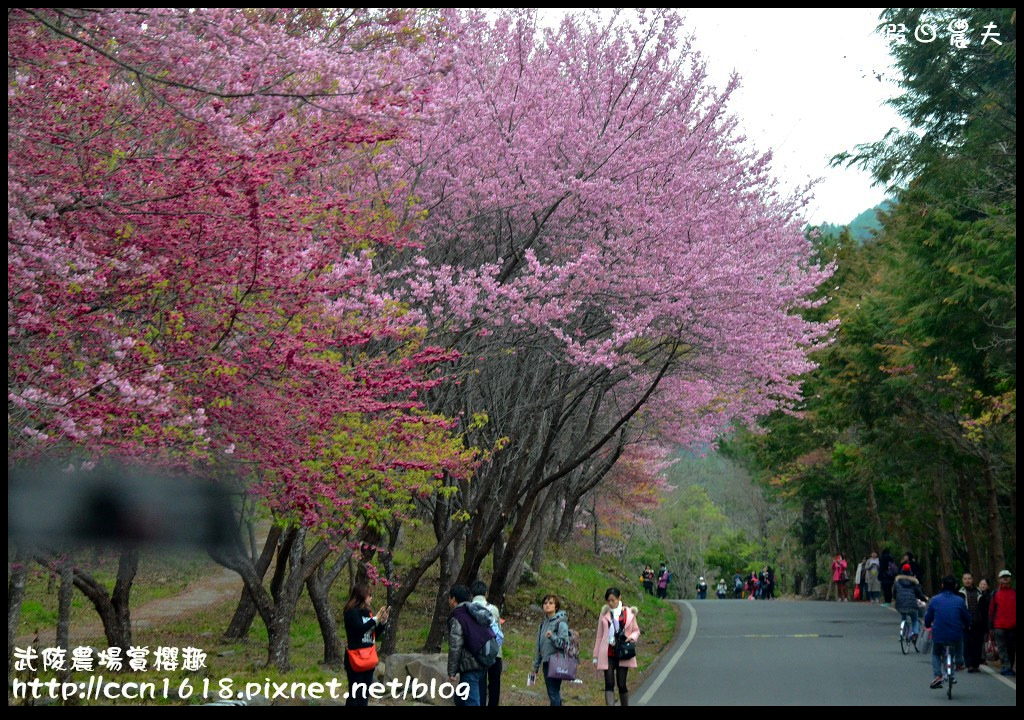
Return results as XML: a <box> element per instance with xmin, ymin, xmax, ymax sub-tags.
<box><xmin>942</xmin><ymin>642</ymin><xmax>955</xmax><ymax>699</ymax></box>
<box><xmin>899</xmin><ymin>618</ymin><xmax>919</xmax><ymax>655</ymax></box>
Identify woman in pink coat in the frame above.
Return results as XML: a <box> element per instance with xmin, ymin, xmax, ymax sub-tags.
<box><xmin>592</xmin><ymin>587</ymin><xmax>640</xmax><ymax>706</ymax></box>
<box><xmin>832</xmin><ymin>553</ymin><xmax>849</xmax><ymax>602</ymax></box>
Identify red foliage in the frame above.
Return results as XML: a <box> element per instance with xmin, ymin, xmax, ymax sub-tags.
<box><xmin>8</xmin><ymin>9</ymin><xmax>466</xmax><ymax>529</ymax></box>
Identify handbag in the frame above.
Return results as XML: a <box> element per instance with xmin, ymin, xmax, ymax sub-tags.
<box><xmin>919</xmin><ymin>627</ymin><xmax>933</xmax><ymax>654</ymax></box>
<box><xmin>853</xmin><ymin>585</ymin><xmax>861</xmax><ymax>601</ymax></box>
<box><xmin>346</xmin><ymin>643</ymin><xmax>379</xmax><ymax>672</ymax></box>
<box><xmin>546</xmin><ymin>653</ymin><xmax>578</xmax><ymax>681</ymax></box>
<box><xmin>615</xmin><ymin>634</ymin><xmax>637</xmax><ymax>660</ymax></box>
<box><xmin>984</xmin><ymin>636</ymin><xmax>999</xmax><ymax>663</ymax></box>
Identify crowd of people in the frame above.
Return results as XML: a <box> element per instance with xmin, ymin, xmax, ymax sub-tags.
<box><xmin>708</xmin><ymin>567</ymin><xmax>778</xmax><ymax>600</ymax></box>
<box><xmin>338</xmin><ymin>552</ymin><xmax>1014</xmax><ymax>705</ymax></box>
<box><xmin>832</xmin><ymin>548</ymin><xmax>1016</xmax><ymax>688</ymax></box>
<box><xmin>340</xmin><ymin>579</ymin><xmax>645</xmax><ymax>707</ymax></box>
<box><xmin>641</xmin><ymin>561</ymin><xmax>779</xmax><ymax>601</ymax></box>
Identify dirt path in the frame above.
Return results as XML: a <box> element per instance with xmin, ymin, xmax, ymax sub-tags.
<box><xmin>15</xmin><ymin>564</ymin><xmax>245</xmax><ymax>649</ymax></box>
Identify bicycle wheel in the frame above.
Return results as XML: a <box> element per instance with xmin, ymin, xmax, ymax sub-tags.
<box><xmin>946</xmin><ymin>650</ymin><xmax>954</xmax><ymax>700</ymax></box>
<box><xmin>899</xmin><ymin>622</ymin><xmax>910</xmax><ymax>654</ymax></box>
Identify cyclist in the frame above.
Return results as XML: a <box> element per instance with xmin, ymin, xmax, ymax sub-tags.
<box><xmin>893</xmin><ymin>563</ymin><xmax>928</xmax><ymax>645</ymax></box>
<box><xmin>924</xmin><ymin>575</ymin><xmax>971</xmax><ymax>689</ymax></box>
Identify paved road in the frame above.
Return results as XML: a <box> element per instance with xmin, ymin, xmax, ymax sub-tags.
<box><xmin>637</xmin><ymin>599</ymin><xmax>1016</xmax><ymax>706</ymax></box>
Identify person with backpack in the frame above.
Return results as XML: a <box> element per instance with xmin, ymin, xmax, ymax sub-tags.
<box><xmin>592</xmin><ymin>587</ymin><xmax>640</xmax><ymax>706</ymax></box>
<box><xmin>657</xmin><ymin>563</ymin><xmax>671</xmax><ymax>599</ymax></box>
<box><xmin>470</xmin><ymin>580</ymin><xmax>503</xmax><ymax>706</ymax></box>
<box><xmin>641</xmin><ymin>564</ymin><xmax>655</xmax><ymax>596</ymax></box>
<box><xmin>447</xmin><ymin>584</ymin><xmax>498</xmax><ymax>706</ymax></box>
<box><xmin>533</xmin><ymin>594</ymin><xmax>570</xmax><ymax>706</ymax></box>
<box><xmin>733</xmin><ymin>572</ymin><xmax>744</xmax><ymax>599</ymax></box>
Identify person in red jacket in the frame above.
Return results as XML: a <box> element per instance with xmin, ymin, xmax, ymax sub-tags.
<box><xmin>989</xmin><ymin>569</ymin><xmax>1016</xmax><ymax>677</ymax></box>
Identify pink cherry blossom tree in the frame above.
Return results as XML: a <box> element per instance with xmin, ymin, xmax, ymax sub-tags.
<box><xmin>372</xmin><ymin>9</ymin><xmax>833</xmax><ymax>620</ymax></box>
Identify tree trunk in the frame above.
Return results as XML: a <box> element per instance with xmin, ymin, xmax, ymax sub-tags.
<box><xmin>423</xmin><ymin>533</ymin><xmax>461</xmax><ymax>652</ymax></box>
<box><xmin>933</xmin><ymin>468</ymin><xmax>954</xmax><ymax>577</ymax></box>
<box><xmin>8</xmin><ymin>547</ymin><xmax>29</xmax><ymax>676</ymax></box>
<box><xmin>224</xmin><ymin>524</ymin><xmax>282</xmax><ymax>641</ymax></box>
<box><xmin>306</xmin><ymin>565</ymin><xmax>343</xmax><ymax>667</ymax></box>
<box><xmin>266</xmin><ymin>606</ymin><xmax>297</xmax><ymax>673</ymax></box>
<box><xmin>800</xmin><ymin>499</ymin><xmax>818</xmax><ymax>594</ymax></box>
<box><xmin>864</xmin><ymin>479</ymin><xmax>883</xmax><ymax>545</ymax></box>
<box><xmin>56</xmin><ymin>552</ymin><xmax>74</xmax><ymax>651</ymax></box>
<box><xmin>984</xmin><ymin>464</ymin><xmax>1005</xmax><ymax>578</ymax></box>
<box><xmin>954</xmin><ymin>470</ymin><xmax>984</xmax><ymax>578</ymax></box>
<box><xmin>211</xmin><ymin>524</ymin><xmax>333</xmax><ymax>673</ymax></box>
<box><xmin>353</xmin><ymin>529</ymin><xmax>383</xmax><ymax>588</ymax></box>
<box><xmin>529</xmin><ymin>503</ymin><xmax>550</xmax><ymax>573</ymax></box>
<box><xmin>49</xmin><ymin>548</ymin><xmax>138</xmax><ymax>650</ymax></box>
<box><xmin>378</xmin><ymin>516</ymin><xmax>466</xmax><ymax>656</ymax></box>
<box><xmin>509</xmin><ymin>499</ymin><xmax>553</xmax><ymax>598</ymax></box>
<box><xmin>554</xmin><ymin>479</ymin><xmax>586</xmax><ymax>543</ymax></box>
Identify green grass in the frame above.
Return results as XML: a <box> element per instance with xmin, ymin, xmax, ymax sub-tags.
<box><xmin>14</xmin><ymin>549</ymin><xmax>220</xmax><ymax>641</ymax></box>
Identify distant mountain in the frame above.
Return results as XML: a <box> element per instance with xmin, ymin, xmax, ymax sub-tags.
<box><xmin>847</xmin><ymin>200</ymin><xmax>893</xmax><ymax>240</ymax></box>
<box><xmin>812</xmin><ymin>200</ymin><xmax>894</xmax><ymax>243</ymax></box>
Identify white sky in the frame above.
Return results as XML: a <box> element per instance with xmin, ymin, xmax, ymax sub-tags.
<box><xmin>538</xmin><ymin>8</ymin><xmax>906</xmax><ymax>226</ymax></box>
<box><xmin>682</xmin><ymin>8</ymin><xmax>905</xmax><ymax>225</ymax></box>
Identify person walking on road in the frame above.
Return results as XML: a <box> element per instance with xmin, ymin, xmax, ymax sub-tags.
<box><xmin>592</xmin><ymin>587</ymin><xmax>640</xmax><ymax>706</ymax></box>
<box><xmin>960</xmin><ymin>573</ymin><xmax>985</xmax><ymax>673</ymax></box>
<box><xmin>865</xmin><ymin>552</ymin><xmax>882</xmax><ymax>604</ymax></box>
<box><xmin>990</xmin><ymin>570</ymin><xmax>1016</xmax><ymax>676</ymax></box>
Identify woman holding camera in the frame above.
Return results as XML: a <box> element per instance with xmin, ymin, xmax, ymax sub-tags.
<box><xmin>592</xmin><ymin>587</ymin><xmax>640</xmax><ymax>706</ymax></box>
<box><xmin>342</xmin><ymin>583</ymin><xmax>389</xmax><ymax>706</ymax></box>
